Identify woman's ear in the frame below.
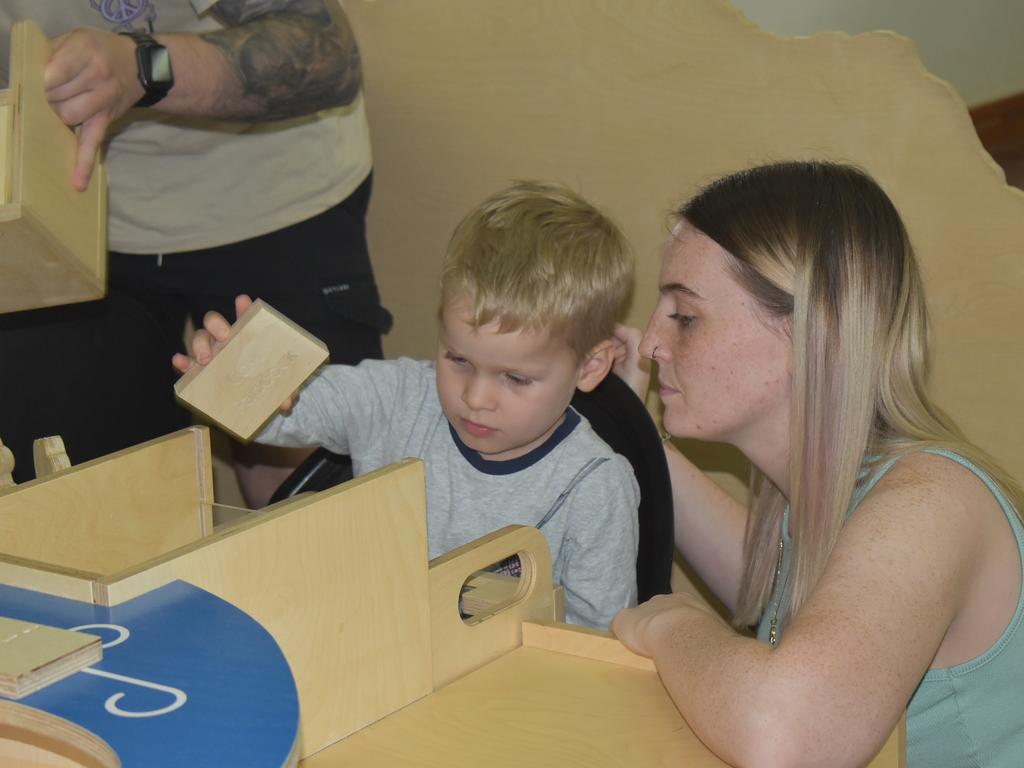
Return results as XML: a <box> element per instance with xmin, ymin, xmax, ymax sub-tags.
<box><xmin>576</xmin><ymin>339</ymin><xmax>615</xmax><ymax>393</ymax></box>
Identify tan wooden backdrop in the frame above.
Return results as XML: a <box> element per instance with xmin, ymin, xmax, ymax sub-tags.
<box><xmin>345</xmin><ymin>0</ymin><xmax>1024</xmax><ymax>490</ymax></box>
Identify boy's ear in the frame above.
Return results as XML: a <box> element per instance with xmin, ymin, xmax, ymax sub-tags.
<box><xmin>576</xmin><ymin>339</ymin><xmax>615</xmax><ymax>393</ymax></box>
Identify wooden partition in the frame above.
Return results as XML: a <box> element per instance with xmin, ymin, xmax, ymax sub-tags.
<box><xmin>347</xmin><ymin>0</ymin><xmax>1024</xmax><ymax>488</ymax></box>
<box><xmin>0</xmin><ymin>428</ymin><xmax>212</xmax><ymax>581</ymax></box>
<box><xmin>0</xmin><ymin>444</ymin><xmax>435</xmax><ymax>759</ymax></box>
<box><xmin>0</xmin><ymin>431</ymin><xmax>901</xmax><ymax>765</ymax></box>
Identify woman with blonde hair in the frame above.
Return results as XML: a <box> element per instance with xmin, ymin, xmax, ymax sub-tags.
<box><xmin>612</xmin><ymin>160</ymin><xmax>1024</xmax><ymax>767</ymax></box>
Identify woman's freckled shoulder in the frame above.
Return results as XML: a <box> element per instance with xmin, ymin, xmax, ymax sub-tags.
<box><xmin>862</xmin><ymin>451</ymin><xmax>999</xmax><ymax>527</ymax></box>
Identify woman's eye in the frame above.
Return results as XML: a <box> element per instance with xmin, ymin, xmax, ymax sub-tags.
<box><xmin>669</xmin><ymin>313</ymin><xmax>695</xmax><ymax>328</ymax></box>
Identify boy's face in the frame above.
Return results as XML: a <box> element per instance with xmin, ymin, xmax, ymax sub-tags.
<box><xmin>436</xmin><ymin>298</ymin><xmax>583</xmax><ymax>462</ymax></box>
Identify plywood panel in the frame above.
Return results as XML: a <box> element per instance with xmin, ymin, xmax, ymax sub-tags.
<box><xmin>0</xmin><ymin>700</ymin><xmax>119</xmax><ymax>768</ymax></box>
<box><xmin>100</xmin><ymin>460</ymin><xmax>433</xmax><ymax>760</ymax></box>
<box><xmin>0</xmin><ymin>428</ymin><xmax>212</xmax><ymax>575</ymax></box>
<box><xmin>307</xmin><ymin>620</ymin><xmax>902</xmax><ymax>768</ymax></box>
<box><xmin>0</xmin><ymin>559</ymin><xmax>95</xmax><ymax>603</ymax></box>
<box><xmin>428</xmin><ymin>525</ymin><xmax>555</xmax><ymax>687</ymax></box>
<box><xmin>346</xmin><ymin>0</ymin><xmax>1024</xmax><ymax>484</ymax></box>
<box><xmin>304</xmin><ymin>645</ymin><xmax>731</xmax><ymax>767</ymax></box>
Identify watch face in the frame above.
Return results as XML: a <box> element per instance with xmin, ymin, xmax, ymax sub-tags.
<box><xmin>150</xmin><ymin>46</ymin><xmax>172</xmax><ymax>85</ymax></box>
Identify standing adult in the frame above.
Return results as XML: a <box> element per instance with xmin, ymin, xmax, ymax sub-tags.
<box><xmin>0</xmin><ymin>1</ymin><xmax>390</xmax><ymax>504</ymax></box>
<box><xmin>612</xmin><ymin>161</ymin><xmax>1024</xmax><ymax>767</ymax></box>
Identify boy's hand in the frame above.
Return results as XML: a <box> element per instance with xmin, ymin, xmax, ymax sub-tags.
<box><xmin>171</xmin><ymin>295</ymin><xmax>300</xmax><ymax>413</ymax></box>
<box><xmin>612</xmin><ymin>324</ymin><xmax>652</xmax><ymax>400</ymax></box>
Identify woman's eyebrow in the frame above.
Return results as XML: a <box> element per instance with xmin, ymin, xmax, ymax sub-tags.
<box><xmin>660</xmin><ymin>282</ymin><xmax>704</xmax><ymax>300</ymax></box>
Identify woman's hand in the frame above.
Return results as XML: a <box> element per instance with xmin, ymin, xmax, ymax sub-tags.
<box><xmin>612</xmin><ymin>323</ymin><xmax>651</xmax><ymax>399</ymax></box>
<box><xmin>612</xmin><ymin>590</ymin><xmax>725</xmax><ymax>658</ymax></box>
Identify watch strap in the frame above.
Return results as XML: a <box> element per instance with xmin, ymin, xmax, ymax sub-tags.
<box><xmin>120</xmin><ymin>30</ymin><xmax>173</xmax><ymax>108</ymax></box>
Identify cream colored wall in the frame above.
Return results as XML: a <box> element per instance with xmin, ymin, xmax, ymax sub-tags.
<box><xmin>728</xmin><ymin>0</ymin><xmax>1024</xmax><ymax>106</ymax></box>
<box><xmin>347</xmin><ymin>0</ymin><xmax>1024</xmax><ymax>490</ymax></box>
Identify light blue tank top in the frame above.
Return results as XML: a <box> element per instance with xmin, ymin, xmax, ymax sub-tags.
<box><xmin>756</xmin><ymin>449</ymin><xmax>1024</xmax><ymax>767</ymax></box>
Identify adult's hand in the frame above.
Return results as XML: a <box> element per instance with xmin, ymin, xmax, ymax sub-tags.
<box><xmin>612</xmin><ymin>323</ymin><xmax>652</xmax><ymax>399</ymax></box>
<box><xmin>44</xmin><ymin>28</ymin><xmax>143</xmax><ymax>192</ymax></box>
<box><xmin>612</xmin><ymin>590</ymin><xmax>726</xmax><ymax>658</ymax></box>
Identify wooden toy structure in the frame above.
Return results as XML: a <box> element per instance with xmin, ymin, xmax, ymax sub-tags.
<box><xmin>0</xmin><ymin>428</ymin><xmax>905</xmax><ymax>766</ymax></box>
<box><xmin>0</xmin><ymin>20</ymin><xmax>106</xmax><ymax>314</ymax></box>
<box><xmin>8</xmin><ymin>0</ymin><xmax>1023</xmax><ymax>763</ymax></box>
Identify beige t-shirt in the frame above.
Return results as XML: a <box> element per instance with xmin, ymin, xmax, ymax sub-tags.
<box><xmin>0</xmin><ymin>1</ymin><xmax>372</xmax><ymax>254</ymax></box>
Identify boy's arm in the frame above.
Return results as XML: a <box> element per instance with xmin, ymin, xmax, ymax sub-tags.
<box><xmin>171</xmin><ymin>294</ymin><xmax>335</xmax><ymax>450</ymax></box>
<box><xmin>558</xmin><ymin>456</ymin><xmax>640</xmax><ymax>629</ymax></box>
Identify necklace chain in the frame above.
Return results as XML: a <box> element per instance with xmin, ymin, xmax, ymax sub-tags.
<box><xmin>768</xmin><ymin>536</ymin><xmax>785</xmax><ymax>647</ymax></box>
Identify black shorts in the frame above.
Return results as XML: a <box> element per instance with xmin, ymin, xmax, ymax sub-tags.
<box><xmin>110</xmin><ymin>172</ymin><xmax>391</xmax><ymax>365</ymax></box>
<box><xmin>0</xmin><ymin>174</ymin><xmax>389</xmax><ymax>482</ymax></box>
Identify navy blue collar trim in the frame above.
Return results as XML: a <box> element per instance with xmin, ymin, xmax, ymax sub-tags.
<box><xmin>448</xmin><ymin>408</ymin><xmax>581</xmax><ymax>476</ymax></box>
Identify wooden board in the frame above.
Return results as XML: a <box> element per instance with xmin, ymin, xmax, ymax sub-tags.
<box><xmin>0</xmin><ymin>618</ymin><xmax>101</xmax><ymax>699</ymax></box>
<box><xmin>97</xmin><ymin>460</ymin><xmax>432</xmax><ymax>760</ymax></box>
<box><xmin>304</xmin><ymin>620</ymin><xmax>903</xmax><ymax>767</ymax></box>
<box><xmin>304</xmin><ymin>644</ymin><xmax>731</xmax><ymax>767</ymax></box>
<box><xmin>174</xmin><ymin>299</ymin><xmax>329</xmax><ymax>442</ymax></box>
<box><xmin>0</xmin><ymin>20</ymin><xmax>106</xmax><ymax>314</ymax></box>
<box><xmin>428</xmin><ymin>526</ymin><xmax>555</xmax><ymax>688</ymax></box>
<box><xmin>0</xmin><ymin>428</ymin><xmax>212</xmax><ymax>577</ymax></box>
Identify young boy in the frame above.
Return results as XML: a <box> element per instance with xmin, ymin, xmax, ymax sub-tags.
<box><xmin>175</xmin><ymin>181</ymin><xmax>639</xmax><ymax>628</ymax></box>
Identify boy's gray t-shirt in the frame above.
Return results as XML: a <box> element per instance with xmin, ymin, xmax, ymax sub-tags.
<box><xmin>258</xmin><ymin>357</ymin><xmax>640</xmax><ymax>628</ymax></box>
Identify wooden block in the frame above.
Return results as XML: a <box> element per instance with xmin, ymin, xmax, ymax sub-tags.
<box><xmin>0</xmin><ymin>20</ymin><xmax>106</xmax><ymax>314</ymax></box>
<box><xmin>459</xmin><ymin>571</ymin><xmax>519</xmax><ymax>617</ymax></box>
<box><xmin>174</xmin><ymin>299</ymin><xmax>329</xmax><ymax>442</ymax></box>
<box><xmin>0</xmin><ymin>617</ymin><xmax>101</xmax><ymax>699</ymax></box>
<box><xmin>32</xmin><ymin>436</ymin><xmax>72</xmax><ymax>479</ymax></box>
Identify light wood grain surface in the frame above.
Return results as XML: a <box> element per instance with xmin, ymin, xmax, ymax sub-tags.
<box><xmin>0</xmin><ymin>20</ymin><xmax>106</xmax><ymax>314</ymax></box>
<box><xmin>429</xmin><ymin>525</ymin><xmax>555</xmax><ymax>687</ymax></box>
<box><xmin>304</xmin><ymin>644</ymin><xmax>730</xmax><ymax>767</ymax></box>
<box><xmin>0</xmin><ymin>700</ymin><xmax>119</xmax><ymax>768</ymax></box>
<box><xmin>100</xmin><ymin>460</ymin><xmax>433</xmax><ymax>760</ymax></box>
<box><xmin>0</xmin><ymin>428</ymin><xmax>212</xmax><ymax>576</ymax></box>
<box><xmin>174</xmin><ymin>299</ymin><xmax>328</xmax><ymax>442</ymax></box>
<box><xmin>304</xmin><ymin>619</ymin><xmax>903</xmax><ymax>767</ymax></box>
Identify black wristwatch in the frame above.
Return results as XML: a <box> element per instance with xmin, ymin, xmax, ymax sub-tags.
<box><xmin>120</xmin><ymin>30</ymin><xmax>174</xmax><ymax>107</ymax></box>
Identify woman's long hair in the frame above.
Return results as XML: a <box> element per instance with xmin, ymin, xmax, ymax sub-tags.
<box><xmin>680</xmin><ymin>160</ymin><xmax>1023</xmax><ymax>627</ymax></box>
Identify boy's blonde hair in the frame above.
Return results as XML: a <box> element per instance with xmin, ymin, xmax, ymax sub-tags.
<box><xmin>439</xmin><ymin>180</ymin><xmax>633</xmax><ymax>361</ymax></box>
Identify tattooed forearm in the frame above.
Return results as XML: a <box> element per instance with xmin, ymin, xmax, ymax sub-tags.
<box><xmin>203</xmin><ymin>0</ymin><xmax>362</xmax><ymax>120</ymax></box>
